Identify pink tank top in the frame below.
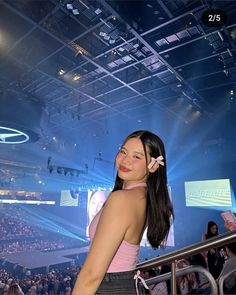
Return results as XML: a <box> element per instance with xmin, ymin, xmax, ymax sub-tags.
<box><xmin>89</xmin><ymin>208</ymin><xmax>140</xmax><ymax>273</ymax></box>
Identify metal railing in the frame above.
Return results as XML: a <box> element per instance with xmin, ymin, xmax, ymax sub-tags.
<box><xmin>135</xmin><ymin>230</ymin><xmax>236</xmax><ymax>295</ymax></box>
<box><xmin>219</xmin><ymin>268</ymin><xmax>236</xmax><ymax>295</ymax></box>
<box><xmin>145</xmin><ymin>265</ymin><xmax>218</xmax><ymax>295</ymax></box>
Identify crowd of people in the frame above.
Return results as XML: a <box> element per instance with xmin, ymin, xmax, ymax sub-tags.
<box><xmin>0</xmin><ymin>266</ymin><xmax>80</xmax><ymax>295</ymax></box>
<box><xmin>0</xmin><ymin>215</ymin><xmax>72</xmax><ymax>254</ymax></box>
<box><xmin>0</xmin><ymin>205</ymin><xmax>84</xmax><ymax>255</ymax></box>
<box><xmin>0</xmin><ymin>217</ymin><xmax>44</xmax><ymax>241</ymax></box>
<box><xmin>0</xmin><ymin>240</ymin><xmax>65</xmax><ymax>254</ymax></box>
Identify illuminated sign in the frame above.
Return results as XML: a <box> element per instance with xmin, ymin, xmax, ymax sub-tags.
<box><xmin>0</xmin><ymin>199</ymin><xmax>55</xmax><ymax>205</ymax></box>
<box><xmin>0</xmin><ymin>126</ymin><xmax>29</xmax><ymax>144</ymax></box>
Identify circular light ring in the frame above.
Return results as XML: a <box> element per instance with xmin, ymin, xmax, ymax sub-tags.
<box><xmin>0</xmin><ymin>126</ymin><xmax>29</xmax><ymax>144</ymax></box>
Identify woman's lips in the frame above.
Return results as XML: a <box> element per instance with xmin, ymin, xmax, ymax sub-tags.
<box><xmin>119</xmin><ymin>165</ymin><xmax>131</xmax><ymax>172</ymax></box>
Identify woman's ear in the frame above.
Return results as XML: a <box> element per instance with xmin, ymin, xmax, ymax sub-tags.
<box><xmin>148</xmin><ymin>157</ymin><xmax>160</xmax><ymax>173</ymax></box>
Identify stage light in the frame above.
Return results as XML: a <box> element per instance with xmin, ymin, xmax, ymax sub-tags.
<box><xmin>99</xmin><ymin>31</ymin><xmax>106</xmax><ymax>37</ymax></box>
<box><xmin>47</xmin><ymin>158</ymin><xmax>88</xmax><ymax>177</ymax></box>
<box><xmin>66</xmin><ymin>3</ymin><xmax>73</xmax><ymax>10</ymax></box>
<box><xmin>72</xmin><ymin>9</ymin><xmax>79</xmax><ymax>15</ymax></box>
<box><xmin>104</xmin><ymin>35</ymin><xmax>110</xmax><ymax>40</ymax></box>
<box><xmin>72</xmin><ymin>74</ymin><xmax>81</xmax><ymax>81</ymax></box>
<box><xmin>59</xmin><ymin>69</ymin><xmax>65</xmax><ymax>75</ymax></box>
<box><xmin>95</xmin><ymin>8</ymin><xmax>102</xmax><ymax>15</ymax></box>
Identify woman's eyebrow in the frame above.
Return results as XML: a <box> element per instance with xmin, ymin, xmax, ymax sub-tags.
<box><xmin>122</xmin><ymin>146</ymin><xmax>145</xmax><ymax>156</ymax></box>
<box><xmin>134</xmin><ymin>151</ymin><xmax>145</xmax><ymax>156</ymax></box>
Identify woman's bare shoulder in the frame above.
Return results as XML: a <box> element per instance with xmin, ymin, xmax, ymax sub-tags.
<box><xmin>105</xmin><ymin>189</ymin><xmax>146</xmax><ymax>210</ymax></box>
<box><xmin>106</xmin><ymin>189</ymin><xmax>130</xmax><ymax>204</ymax></box>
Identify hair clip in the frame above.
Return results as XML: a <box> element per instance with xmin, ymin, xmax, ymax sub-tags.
<box><xmin>148</xmin><ymin>156</ymin><xmax>164</xmax><ymax>169</ymax></box>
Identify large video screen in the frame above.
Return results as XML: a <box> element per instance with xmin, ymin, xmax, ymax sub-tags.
<box><xmin>185</xmin><ymin>179</ymin><xmax>232</xmax><ymax>207</ymax></box>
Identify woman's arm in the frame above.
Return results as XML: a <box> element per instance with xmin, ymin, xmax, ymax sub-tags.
<box><xmin>72</xmin><ymin>190</ymin><xmax>132</xmax><ymax>295</ymax></box>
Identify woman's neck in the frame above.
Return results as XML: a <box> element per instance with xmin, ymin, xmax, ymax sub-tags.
<box><xmin>123</xmin><ymin>182</ymin><xmax>147</xmax><ymax>190</ymax></box>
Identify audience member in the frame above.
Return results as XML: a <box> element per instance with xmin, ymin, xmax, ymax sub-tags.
<box><xmin>176</xmin><ymin>258</ymin><xmax>197</xmax><ymax>294</ymax></box>
<box><xmin>202</xmin><ymin>221</ymin><xmax>224</xmax><ymax>279</ymax></box>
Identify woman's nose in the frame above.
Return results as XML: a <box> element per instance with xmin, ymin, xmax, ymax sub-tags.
<box><xmin>121</xmin><ymin>154</ymin><xmax>131</xmax><ymax>165</ymax></box>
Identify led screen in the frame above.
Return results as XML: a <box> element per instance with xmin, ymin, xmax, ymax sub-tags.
<box><xmin>185</xmin><ymin>179</ymin><xmax>232</xmax><ymax>207</ymax></box>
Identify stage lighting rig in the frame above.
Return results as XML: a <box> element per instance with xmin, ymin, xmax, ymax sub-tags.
<box><xmin>47</xmin><ymin>157</ymin><xmax>88</xmax><ymax>177</ymax></box>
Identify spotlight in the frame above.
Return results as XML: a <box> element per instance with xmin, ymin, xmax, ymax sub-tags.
<box><xmin>59</xmin><ymin>69</ymin><xmax>65</xmax><ymax>75</ymax></box>
<box><xmin>104</xmin><ymin>35</ymin><xmax>110</xmax><ymax>41</ymax></box>
<box><xmin>99</xmin><ymin>31</ymin><xmax>106</xmax><ymax>37</ymax></box>
<box><xmin>72</xmin><ymin>9</ymin><xmax>79</xmax><ymax>15</ymax></box>
<box><xmin>95</xmin><ymin>8</ymin><xmax>102</xmax><ymax>15</ymax></box>
<box><xmin>66</xmin><ymin>3</ymin><xmax>73</xmax><ymax>10</ymax></box>
<box><xmin>72</xmin><ymin>74</ymin><xmax>81</xmax><ymax>81</ymax></box>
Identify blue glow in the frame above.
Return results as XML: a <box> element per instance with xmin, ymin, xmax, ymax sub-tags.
<box><xmin>3</xmin><ymin>205</ymin><xmax>88</xmax><ymax>242</ymax></box>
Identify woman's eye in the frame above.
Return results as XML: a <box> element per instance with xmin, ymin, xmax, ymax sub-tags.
<box><xmin>134</xmin><ymin>155</ymin><xmax>141</xmax><ymax>159</ymax></box>
<box><xmin>120</xmin><ymin>150</ymin><xmax>126</xmax><ymax>154</ymax></box>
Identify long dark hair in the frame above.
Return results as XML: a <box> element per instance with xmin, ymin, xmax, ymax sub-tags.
<box><xmin>205</xmin><ymin>221</ymin><xmax>218</xmax><ymax>239</ymax></box>
<box><xmin>113</xmin><ymin>130</ymin><xmax>174</xmax><ymax>248</ymax></box>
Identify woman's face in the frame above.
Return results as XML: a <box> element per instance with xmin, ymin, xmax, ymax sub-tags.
<box><xmin>210</xmin><ymin>224</ymin><xmax>217</xmax><ymax>234</ymax></box>
<box><xmin>88</xmin><ymin>191</ymin><xmax>107</xmax><ymax>222</ymax></box>
<box><xmin>115</xmin><ymin>137</ymin><xmax>150</xmax><ymax>186</ymax></box>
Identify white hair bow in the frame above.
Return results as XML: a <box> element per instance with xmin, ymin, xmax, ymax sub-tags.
<box><xmin>148</xmin><ymin>155</ymin><xmax>164</xmax><ymax>169</ymax></box>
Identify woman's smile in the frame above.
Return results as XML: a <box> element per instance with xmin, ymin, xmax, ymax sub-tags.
<box><xmin>119</xmin><ymin>165</ymin><xmax>131</xmax><ymax>172</ymax></box>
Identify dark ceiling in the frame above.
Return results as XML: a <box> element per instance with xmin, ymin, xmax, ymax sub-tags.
<box><xmin>0</xmin><ymin>0</ymin><xmax>236</xmax><ymax>193</ymax></box>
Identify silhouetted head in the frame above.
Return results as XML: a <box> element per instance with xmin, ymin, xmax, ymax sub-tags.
<box><xmin>206</xmin><ymin>221</ymin><xmax>218</xmax><ymax>238</ymax></box>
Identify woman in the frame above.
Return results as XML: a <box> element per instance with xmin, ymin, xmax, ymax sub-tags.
<box><xmin>72</xmin><ymin>130</ymin><xmax>174</xmax><ymax>295</ymax></box>
<box><xmin>202</xmin><ymin>221</ymin><xmax>224</xmax><ymax>279</ymax></box>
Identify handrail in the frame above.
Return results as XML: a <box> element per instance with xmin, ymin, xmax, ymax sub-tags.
<box><xmin>145</xmin><ymin>265</ymin><xmax>218</xmax><ymax>295</ymax></box>
<box><xmin>136</xmin><ymin>230</ymin><xmax>236</xmax><ymax>270</ymax></box>
<box><xmin>135</xmin><ymin>230</ymin><xmax>236</xmax><ymax>295</ymax></box>
<box><xmin>218</xmin><ymin>268</ymin><xmax>236</xmax><ymax>295</ymax></box>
